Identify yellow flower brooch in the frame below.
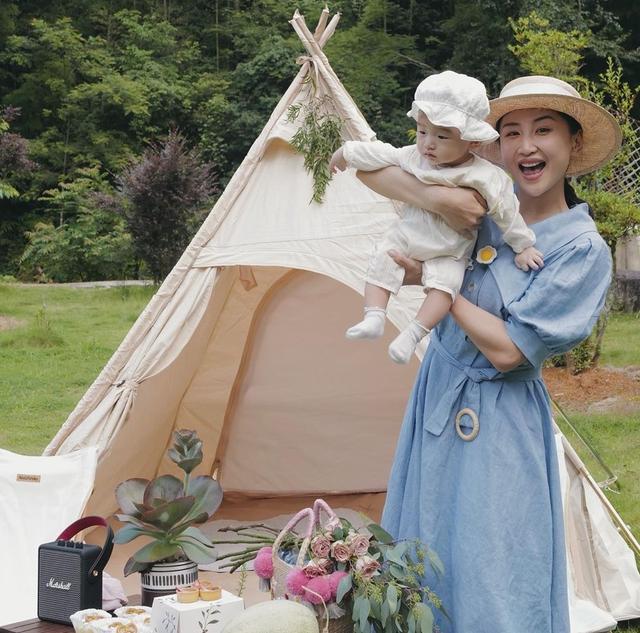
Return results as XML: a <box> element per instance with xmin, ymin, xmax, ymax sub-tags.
<box><xmin>476</xmin><ymin>245</ymin><xmax>497</xmax><ymax>265</ymax></box>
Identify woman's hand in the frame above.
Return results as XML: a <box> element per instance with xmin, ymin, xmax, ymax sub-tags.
<box><xmin>356</xmin><ymin>167</ymin><xmax>487</xmax><ymax>235</ymax></box>
<box><xmin>388</xmin><ymin>250</ymin><xmax>422</xmax><ymax>286</ymax></box>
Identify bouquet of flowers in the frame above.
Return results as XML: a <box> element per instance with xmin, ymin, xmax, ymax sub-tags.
<box><xmin>215</xmin><ymin>500</ymin><xmax>444</xmax><ymax>633</ymax></box>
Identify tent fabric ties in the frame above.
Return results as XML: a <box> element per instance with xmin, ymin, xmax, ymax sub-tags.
<box><xmin>424</xmin><ymin>333</ymin><xmax>541</xmax><ymax>438</ymax></box>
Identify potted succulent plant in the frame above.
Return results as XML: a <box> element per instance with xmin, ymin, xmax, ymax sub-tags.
<box><xmin>114</xmin><ymin>429</ymin><xmax>223</xmax><ymax>605</ymax></box>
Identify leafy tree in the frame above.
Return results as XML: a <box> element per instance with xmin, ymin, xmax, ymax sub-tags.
<box><xmin>20</xmin><ymin>167</ymin><xmax>135</xmax><ymax>282</ymax></box>
<box><xmin>120</xmin><ymin>130</ymin><xmax>217</xmax><ymax>282</ymax></box>
<box><xmin>509</xmin><ymin>12</ymin><xmax>589</xmax><ymax>86</ymax></box>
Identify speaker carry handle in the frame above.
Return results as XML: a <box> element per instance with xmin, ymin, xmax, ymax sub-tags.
<box><xmin>56</xmin><ymin>515</ymin><xmax>114</xmax><ymax>582</ymax></box>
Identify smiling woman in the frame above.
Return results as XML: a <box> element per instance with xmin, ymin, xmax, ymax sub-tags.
<box><xmin>353</xmin><ymin>75</ymin><xmax>622</xmax><ymax>633</ymax></box>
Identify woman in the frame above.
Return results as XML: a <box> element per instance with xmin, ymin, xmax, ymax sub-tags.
<box><xmin>359</xmin><ymin>76</ymin><xmax>621</xmax><ymax>632</ymax></box>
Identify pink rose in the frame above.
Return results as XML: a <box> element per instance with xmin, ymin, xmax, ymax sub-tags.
<box><xmin>346</xmin><ymin>533</ymin><xmax>370</xmax><ymax>557</ymax></box>
<box><xmin>311</xmin><ymin>534</ymin><xmax>332</xmax><ymax>558</ymax></box>
<box><xmin>315</xmin><ymin>557</ymin><xmax>334</xmax><ymax>574</ymax></box>
<box><xmin>331</xmin><ymin>540</ymin><xmax>352</xmax><ymax>563</ymax></box>
<box><xmin>355</xmin><ymin>555</ymin><xmax>380</xmax><ymax>579</ymax></box>
<box><xmin>303</xmin><ymin>559</ymin><xmax>326</xmax><ymax>578</ymax></box>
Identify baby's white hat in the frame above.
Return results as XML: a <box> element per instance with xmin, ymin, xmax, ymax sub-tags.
<box><xmin>408</xmin><ymin>70</ymin><xmax>499</xmax><ymax>144</ymax></box>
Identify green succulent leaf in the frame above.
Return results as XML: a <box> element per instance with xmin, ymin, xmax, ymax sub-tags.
<box><xmin>133</xmin><ymin>540</ymin><xmax>180</xmax><ymax>563</ymax></box>
<box><xmin>141</xmin><ymin>496</ymin><xmax>196</xmax><ymax>530</ymax></box>
<box><xmin>123</xmin><ymin>556</ymin><xmax>150</xmax><ymax>576</ymax></box>
<box><xmin>113</xmin><ymin>524</ymin><xmax>157</xmax><ymax>544</ymax></box>
<box><xmin>143</xmin><ymin>474</ymin><xmax>184</xmax><ymax>508</ymax></box>
<box><xmin>181</xmin><ymin>526</ymin><xmax>215</xmax><ymax>546</ymax></box>
<box><xmin>169</xmin><ymin>429</ymin><xmax>203</xmax><ymax>474</ymax></box>
<box><xmin>177</xmin><ymin>538</ymin><xmax>217</xmax><ymax>564</ymax></box>
<box><xmin>174</xmin><ymin>476</ymin><xmax>222</xmax><ymax>527</ymax></box>
<box><xmin>115</xmin><ymin>478</ymin><xmax>148</xmax><ymax>516</ymax></box>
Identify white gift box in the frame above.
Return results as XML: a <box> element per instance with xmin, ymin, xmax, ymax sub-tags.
<box><xmin>151</xmin><ymin>590</ymin><xmax>244</xmax><ymax>633</ymax></box>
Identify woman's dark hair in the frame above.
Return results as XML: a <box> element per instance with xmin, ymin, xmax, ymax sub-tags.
<box><xmin>496</xmin><ymin>110</ymin><xmax>588</xmax><ymax>212</ymax></box>
<box><xmin>558</xmin><ymin>113</ymin><xmax>588</xmax><ymax>211</ymax></box>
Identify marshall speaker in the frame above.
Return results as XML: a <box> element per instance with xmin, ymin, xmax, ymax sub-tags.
<box><xmin>38</xmin><ymin>515</ymin><xmax>114</xmax><ymax>624</ymax></box>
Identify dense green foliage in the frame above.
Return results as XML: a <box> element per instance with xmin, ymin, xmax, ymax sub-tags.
<box><xmin>1</xmin><ymin>0</ymin><xmax>639</xmax><ymax>281</ymax></box>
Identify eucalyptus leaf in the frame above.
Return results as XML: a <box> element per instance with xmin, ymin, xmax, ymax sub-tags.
<box><xmin>417</xmin><ymin>604</ymin><xmax>434</xmax><ymax>633</ymax></box>
<box><xmin>336</xmin><ymin>573</ymin><xmax>352</xmax><ymax>604</ymax></box>
<box><xmin>367</xmin><ymin>523</ymin><xmax>394</xmax><ymax>544</ymax></box>
<box><xmin>359</xmin><ymin>596</ymin><xmax>371</xmax><ymax>632</ymax></box>
<box><xmin>387</xmin><ymin>584</ymin><xmax>398</xmax><ymax>615</ymax></box>
<box><xmin>427</xmin><ymin>549</ymin><xmax>445</xmax><ymax>576</ymax></box>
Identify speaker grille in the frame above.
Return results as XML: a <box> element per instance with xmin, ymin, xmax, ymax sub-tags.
<box><xmin>38</xmin><ymin>549</ymin><xmax>81</xmax><ymax>622</ymax></box>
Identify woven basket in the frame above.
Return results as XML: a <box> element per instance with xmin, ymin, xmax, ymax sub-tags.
<box><xmin>270</xmin><ymin>500</ymin><xmax>354</xmax><ymax>633</ymax></box>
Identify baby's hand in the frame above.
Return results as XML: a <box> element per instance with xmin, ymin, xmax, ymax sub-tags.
<box><xmin>329</xmin><ymin>147</ymin><xmax>348</xmax><ymax>173</ymax></box>
<box><xmin>515</xmin><ymin>246</ymin><xmax>544</xmax><ymax>272</ymax></box>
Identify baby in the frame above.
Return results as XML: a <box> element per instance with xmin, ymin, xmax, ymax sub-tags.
<box><xmin>330</xmin><ymin>70</ymin><xmax>543</xmax><ymax>364</ymax></box>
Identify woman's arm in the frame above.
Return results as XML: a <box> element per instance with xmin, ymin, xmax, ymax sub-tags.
<box><xmin>357</xmin><ymin>166</ymin><xmax>487</xmax><ymax>234</ymax></box>
<box><xmin>450</xmin><ymin>296</ymin><xmax>525</xmax><ymax>372</ymax></box>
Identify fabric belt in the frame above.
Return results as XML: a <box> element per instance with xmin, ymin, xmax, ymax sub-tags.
<box><xmin>424</xmin><ymin>333</ymin><xmax>541</xmax><ymax>439</ymax></box>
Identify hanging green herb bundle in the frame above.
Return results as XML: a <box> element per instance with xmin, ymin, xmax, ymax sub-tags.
<box><xmin>286</xmin><ymin>93</ymin><xmax>343</xmax><ymax>204</ymax></box>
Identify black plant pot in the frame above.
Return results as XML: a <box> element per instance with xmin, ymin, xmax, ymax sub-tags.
<box><xmin>140</xmin><ymin>560</ymin><xmax>199</xmax><ymax>606</ymax></box>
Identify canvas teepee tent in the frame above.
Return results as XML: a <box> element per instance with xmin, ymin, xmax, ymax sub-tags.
<box><xmin>43</xmin><ymin>9</ymin><xmax>639</xmax><ymax>632</ymax></box>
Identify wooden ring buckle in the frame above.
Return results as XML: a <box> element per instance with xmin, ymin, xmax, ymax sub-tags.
<box><xmin>455</xmin><ymin>407</ymin><xmax>479</xmax><ymax>441</ymax></box>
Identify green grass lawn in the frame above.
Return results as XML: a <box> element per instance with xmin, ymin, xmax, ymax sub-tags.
<box><xmin>0</xmin><ymin>283</ymin><xmax>155</xmax><ymax>453</ymax></box>
<box><xmin>1</xmin><ymin>283</ymin><xmax>639</xmax><ymax>630</ymax></box>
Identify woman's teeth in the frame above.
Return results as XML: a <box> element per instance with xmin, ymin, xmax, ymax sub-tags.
<box><xmin>520</xmin><ymin>161</ymin><xmax>545</xmax><ymax>174</ymax></box>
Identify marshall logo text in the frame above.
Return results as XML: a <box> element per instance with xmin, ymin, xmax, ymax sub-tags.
<box><xmin>46</xmin><ymin>577</ymin><xmax>72</xmax><ymax>591</ymax></box>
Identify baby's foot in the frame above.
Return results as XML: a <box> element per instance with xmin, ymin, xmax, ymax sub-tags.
<box><xmin>345</xmin><ymin>308</ymin><xmax>386</xmax><ymax>340</ymax></box>
<box><xmin>388</xmin><ymin>321</ymin><xmax>430</xmax><ymax>364</ymax></box>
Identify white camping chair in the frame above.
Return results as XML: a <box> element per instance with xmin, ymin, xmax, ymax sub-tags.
<box><xmin>0</xmin><ymin>447</ymin><xmax>98</xmax><ymax>625</ymax></box>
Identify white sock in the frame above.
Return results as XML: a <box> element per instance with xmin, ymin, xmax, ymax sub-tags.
<box><xmin>388</xmin><ymin>320</ymin><xmax>430</xmax><ymax>364</ymax></box>
<box><xmin>345</xmin><ymin>307</ymin><xmax>386</xmax><ymax>340</ymax></box>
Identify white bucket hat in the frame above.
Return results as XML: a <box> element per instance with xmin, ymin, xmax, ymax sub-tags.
<box><xmin>408</xmin><ymin>70</ymin><xmax>499</xmax><ymax>144</ymax></box>
<box><xmin>481</xmin><ymin>75</ymin><xmax>622</xmax><ymax>176</ymax></box>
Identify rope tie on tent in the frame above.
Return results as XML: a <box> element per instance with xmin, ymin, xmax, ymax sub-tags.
<box><xmin>113</xmin><ymin>378</ymin><xmax>140</xmax><ymax>396</ymax></box>
<box><xmin>295</xmin><ymin>55</ymin><xmax>321</xmax><ymax>89</ymax></box>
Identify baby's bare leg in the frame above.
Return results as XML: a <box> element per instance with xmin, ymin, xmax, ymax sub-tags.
<box><xmin>345</xmin><ymin>282</ymin><xmax>391</xmax><ymax>340</ymax></box>
<box><xmin>388</xmin><ymin>289</ymin><xmax>452</xmax><ymax>364</ymax></box>
<box><xmin>415</xmin><ymin>289</ymin><xmax>453</xmax><ymax>329</ymax></box>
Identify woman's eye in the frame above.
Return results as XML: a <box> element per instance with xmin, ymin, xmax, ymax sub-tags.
<box><xmin>537</xmin><ymin>127</ymin><xmax>551</xmax><ymax>134</ymax></box>
<box><xmin>502</xmin><ymin>131</ymin><xmax>518</xmax><ymax>138</ymax></box>
<box><xmin>437</xmin><ymin>135</ymin><xmax>449</xmax><ymax>140</ymax></box>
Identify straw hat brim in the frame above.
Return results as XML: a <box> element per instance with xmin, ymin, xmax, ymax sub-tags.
<box><xmin>479</xmin><ymin>94</ymin><xmax>622</xmax><ymax>177</ymax></box>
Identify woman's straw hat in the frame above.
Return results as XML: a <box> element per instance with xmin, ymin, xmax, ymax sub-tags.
<box><xmin>481</xmin><ymin>75</ymin><xmax>622</xmax><ymax>176</ymax></box>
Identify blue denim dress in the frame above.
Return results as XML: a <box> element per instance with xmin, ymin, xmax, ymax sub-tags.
<box><xmin>381</xmin><ymin>203</ymin><xmax>612</xmax><ymax>633</ymax></box>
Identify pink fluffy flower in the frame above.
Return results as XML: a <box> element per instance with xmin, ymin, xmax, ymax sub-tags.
<box><xmin>328</xmin><ymin>570</ymin><xmax>349</xmax><ymax>600</ymax></box>
<box><xmin>303</xmin><ymin>575</ymin><xmax>333</xmax><ymax>605</ymax></box>
<box><xmin>253</xmin><ymin>547</ymin><xmax>274</xmax><ymax>579</ymax></box>
<box><xmin>285</xmin><ymin>568</ymin><xmax>308</xmax><ymax>596</ymax></box>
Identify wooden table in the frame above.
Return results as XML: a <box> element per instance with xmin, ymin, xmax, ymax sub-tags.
<box><xmin>0</xmin><ymin>619</ymin><xmax>73</xmax><ymax>633</ymax></box>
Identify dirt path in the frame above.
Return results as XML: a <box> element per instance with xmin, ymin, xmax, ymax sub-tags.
<box><xmin>0</xmin><ymin>315</ymin><xmax>23</xmax><ymax>331</ymax></box>
<box><xmin>543</xmin><ymin>366</ymin><xmax>640</xmax><ymax>413</ymax></box>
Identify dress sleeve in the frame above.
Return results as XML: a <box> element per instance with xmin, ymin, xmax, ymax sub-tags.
<box><xmin>343</xmin><ymin>141</ymin><xmax>415</xmax><ymax>171</ymax></box>
<box><xmin>504</xmin><ymin>235</ymin><xmax>612</xmax><ymax>367</ymax></box>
